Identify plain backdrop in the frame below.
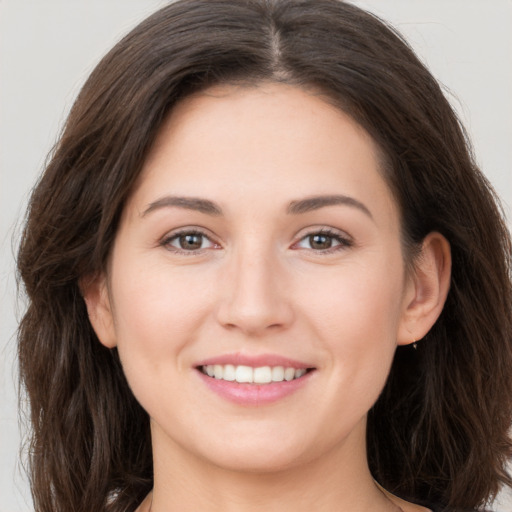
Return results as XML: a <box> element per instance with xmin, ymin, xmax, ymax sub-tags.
<box><xmin>1</xmin><ymin>1</ymin><xmax>511</xmax><ymax>511</ymax></box>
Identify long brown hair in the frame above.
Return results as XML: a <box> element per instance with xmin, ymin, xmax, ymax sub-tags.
<box><xmin>17</xmin><ymin>1</ymin><xmax>512</xmax><ymax>511</ymax></box>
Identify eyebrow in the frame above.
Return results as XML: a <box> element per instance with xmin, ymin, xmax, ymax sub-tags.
<box><xmin>142</xmin><ymin>196</ymin><xmax>223</xmax><ymax>217</ymax></box>
<box><xmin>141</xmin><ymin>193</ymin><xmax>372</xmax><ymax>219</ymax></box>
<box><xmin>287</xmin><ymin>195</ymin><xmax>373</xmax><ymax>218</ymax></box>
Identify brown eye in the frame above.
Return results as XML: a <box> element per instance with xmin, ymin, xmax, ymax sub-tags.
<box><xmin>178</xmin><ymin>233</ymin><xmax>204</xmax><ymax>250</ymax></box>
<box><xmin>164</xmin><ymin>231</ymin><xmax>216</xmax><ymax>252</ymax></box>
<box><xmin>294</xmin><ymin>230</ymin><xmax>351</xmax><ymax>252</ymax></box>
<box><xmin>308</xmin><ymin>234</ymin><xmax>334</xmax><ymax>250</ymax></box>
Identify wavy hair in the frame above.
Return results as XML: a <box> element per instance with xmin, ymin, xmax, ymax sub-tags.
<box><xmin>17</xmin><ymin>1</ymin><xmax>512</xmax><ymax>511</ymax></box>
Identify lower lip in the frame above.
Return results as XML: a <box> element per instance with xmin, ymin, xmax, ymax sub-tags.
<box><xmin>196</xmin><ymin>369</ymin><xmax>314</xmax><ymax>406</ymax></box>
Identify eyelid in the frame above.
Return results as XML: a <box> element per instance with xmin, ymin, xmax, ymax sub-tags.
<box><xmin>291</xmin><ymin>226</ymin><xmax>353</xmax><ymax>252</ymax></box>
<box><xmin>158</xmin><ymin>225</ymin><xmax>353</xmax><ymax>255</ymax></box>
<box><xmin>160</xmin><ymin>226</ymin><xmax>221</xmax><ymax>254</ymax></box>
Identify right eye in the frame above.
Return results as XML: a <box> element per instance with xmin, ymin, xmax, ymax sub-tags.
<box><xmin>162</xmin><ymin>230</ymin><xmax>219</xmax><ymax>253</ymax></box>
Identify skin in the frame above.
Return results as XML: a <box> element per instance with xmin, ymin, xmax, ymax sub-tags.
<box><xmin>84</xmin><ymin>83</ymin><xmax>451</xmax><ymax>512</ymax></box>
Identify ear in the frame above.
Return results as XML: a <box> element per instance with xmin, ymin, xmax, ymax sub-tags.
<box><xmin>397</xmin><ymin>232</ymin><xmax>451</xmax><ymax>346</ymax></box>
<box><xmin>80</xmin><ymin>272</ymin><xmax>117</xmax><ymax>348</ymax></box>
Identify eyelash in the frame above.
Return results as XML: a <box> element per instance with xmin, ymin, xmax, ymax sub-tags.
<box><xmin>160</xmin><ymin>227</ymin><xmax>353</xmax><ymax>255</ymax></box>
<box><xmin>160</xmin><ymin>229</ymin><xmax>218</xmax><ymax>255</ymax></box>
<box><xmin>293</xmin><ymin>228</ymin><xmax>353</xmax><ymax>254</ymax></box>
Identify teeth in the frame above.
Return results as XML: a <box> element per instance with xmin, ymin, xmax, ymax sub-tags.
<box><xmin>271</xmin><ymin>366</ymin><xmax>284</xmax><ymax>381</ymax></box>
<box><xmin>214</xmin><ymin>365</ymin><xmax>223</xmax><ymax>379</ymax></box>
<box><xmin>253</xmin><ymin>366</ymin><xmax>272</xmax><ymax>384</ymax></box>
<box><xmin>235</xmin><ymin>365</ymin><xmax>253</xmax><ymax>383</ymax></box>
<box><xmin>223</xmin><ymin>364</ymin><xmax>236</xmax><ymax>381</ymax></box>
<box><xmin>202</xmin><ymin>364</ymin><xmax>309</xmax><ymax>384</ymax></box>
<box><xmin>295</xmin><ymin>369</ymin><xmax>306</xmax><ymax>379</ymax></box>
<box><xmin>284</xmin><ymin>367</ymin><xmax>295</xmax><ymax>381</ymax></box>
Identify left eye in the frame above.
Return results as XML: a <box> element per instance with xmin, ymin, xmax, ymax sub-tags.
<box><xmin>165</xmin><ymin>232</ymin><xmax>216</xmax><ymax>251</ymax></box>
<box><xmin>295</xmin><ymin>232</ymin><xmax>348</xmax><ymax>251</ymax></box>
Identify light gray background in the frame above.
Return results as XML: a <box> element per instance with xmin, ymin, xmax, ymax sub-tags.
<box><xmin>1</xmin><ymin>1</ymin><xmax>511</xmax><ymax>511</ymax></box>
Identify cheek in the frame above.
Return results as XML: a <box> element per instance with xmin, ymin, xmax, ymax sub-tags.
<box><xmin>296</xmin><ymin>257</ymin><xmax>404</xmax><ymax>387</ymax></box>
<box><xmin>299</xmin><ymin>259</ymin><xmax>404</xmax><ymax>338</ymax></box>
<box><xmin>109</xmin><ymin>255</ymin><xmax>215</xmax><ymax>373</ymax></box>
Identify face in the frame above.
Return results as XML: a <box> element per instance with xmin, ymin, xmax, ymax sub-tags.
<box><xmin>94</xmin><ymin>83</ymin><xmax>417</xmax><ymax>473</ymax></box>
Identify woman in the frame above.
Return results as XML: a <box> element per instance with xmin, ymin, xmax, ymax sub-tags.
<box><xmin>17</xmin><ymin>1</ymin><xmax>512</xmax><ymax>511</ymax></box>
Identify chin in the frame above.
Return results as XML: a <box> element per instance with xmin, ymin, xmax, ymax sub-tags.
<box><xmin>203</xmin><ymin>443</ymin><xmax>312</xmax><ymax>474</ymax></box>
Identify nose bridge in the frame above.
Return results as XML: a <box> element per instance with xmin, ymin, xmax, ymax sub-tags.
<box><xmin>217</xmin><ymin>235</ymin><xmax>292</xmax><ymax>334</ymax></box>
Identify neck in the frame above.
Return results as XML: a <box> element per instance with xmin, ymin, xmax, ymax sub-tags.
<box><xmin>148</xmin><ymin>420</ymin><xmax>399</xmax><ymax>512</ymax></box>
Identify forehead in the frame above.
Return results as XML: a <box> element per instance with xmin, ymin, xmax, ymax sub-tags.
<box><xmin>128</xmin><ymin>82</ymin><xmax>397</xmax><ymax>224</ymax></box>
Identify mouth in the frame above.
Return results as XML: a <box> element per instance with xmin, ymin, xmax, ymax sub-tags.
<box><xmin>195</xmin><ymin>355</ymin><xmax>316</xmax><ymax>405</ymax></box>
<box><xmin>198</xmin><ymin>364</ymin><xmax>313</xmax><ymax>384</ymax></box>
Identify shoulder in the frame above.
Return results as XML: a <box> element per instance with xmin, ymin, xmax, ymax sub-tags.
<box><xmin>427</xmin><ymin>507</ymin><xmax>494</xmax><ymax>512</ymax></box>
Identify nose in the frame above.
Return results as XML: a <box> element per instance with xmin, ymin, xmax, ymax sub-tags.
<box><xmin>216</xmin><ymin>245</ymin><xmax>294</xmax><ymax>336</ymax></box>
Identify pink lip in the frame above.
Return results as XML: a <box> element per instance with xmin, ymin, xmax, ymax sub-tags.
<box><xmin>194</xmin><ymin>353</ymin><xmax>316</xmax><ymax>406</ymax></box>
<box><xmin>195</xmin><ymin>353</ymin><xmax>312</xmax><ymax>369</ymax></box>
<box><xmin>196</xmin><ymin>370</ymin><xmax>314</xmax><ymax>406</ymax></box>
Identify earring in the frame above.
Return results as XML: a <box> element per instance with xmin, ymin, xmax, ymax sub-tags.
<box><xmin>412</xmin><ymin>339</ymin><xmax>418</xmax><ymax>350</ymax></box>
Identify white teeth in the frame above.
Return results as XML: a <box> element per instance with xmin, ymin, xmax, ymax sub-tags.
<box><xmin>223</xmin><ymin>364</ymin><xmax>236</xmax><ymax>381</ymax></box>
<box><xmin>271</xmin><ymin>366</ymin><xmax>285</xmax><ymax>381</ymax></box>
<box><xmin>214</xmin><ymin>365</ymin><xmax>223</xmax><ymax>379</ymax></box>
<box><xmin>284</xmin><ymin>367</ymin><xmax>295</xmax><ymax>381</ymax></box>
<box><xmin>201</xmin><ymin>364</ymin><xmax>309</xmax><ymax>384</ymax></box>
<box><xmin>253</xmin><ymin>366</ymin><xmax>272</xmax><ymax>384</ymax></box>
<box><xmin>235</xmin><ymin>365</ymin><xmax>253</xmax><ymax>383</ymax></box>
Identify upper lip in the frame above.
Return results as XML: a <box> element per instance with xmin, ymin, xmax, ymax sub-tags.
<box><xmin>195</xmin><ymin>353</ymin><xmax>313</xmax><ymax>369</ymax></box>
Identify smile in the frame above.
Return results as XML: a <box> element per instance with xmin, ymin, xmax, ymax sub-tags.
<box><xmin>200</xmin><ymin>364</ymin><xmax>308</xmax><ymax>384</ymax></box>
<box><xmin>195</xmin><ymin>355</ymin><xmax>315</xmax><ymax>405</ymax></box>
